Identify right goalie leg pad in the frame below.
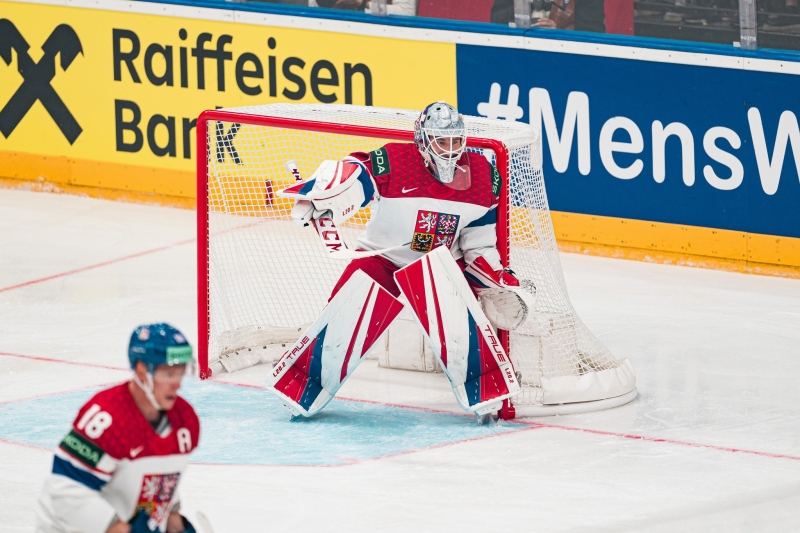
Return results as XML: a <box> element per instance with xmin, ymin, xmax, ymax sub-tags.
<box><xmin>265</xmin><ymin>270</ymin><xmax>404</xmax><ymax>417</ymax></box>
<box><xmin>394</xmin><ymin>247</ymin><xmax>521</xmax><ymax>416</ymax></box>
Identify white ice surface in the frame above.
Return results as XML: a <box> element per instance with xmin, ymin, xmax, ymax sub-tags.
<box><xmin>2</xmin><ymin>188</ymin><xmax>800</xmax><ymax>532</ymax></box>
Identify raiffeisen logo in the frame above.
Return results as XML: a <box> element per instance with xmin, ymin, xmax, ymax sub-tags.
<box><xmin>478</xmin><ymin>83</ymin><xmax>800</xmax><ymax>196</ymax></box>
<box><xmin>0</xmin><ymin>19</ymin><xmax>84</xmax><ymax>144</ymax></box>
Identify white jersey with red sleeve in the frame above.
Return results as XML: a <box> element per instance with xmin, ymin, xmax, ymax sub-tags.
<box><xmin>349</xmin><ymin>143</ymin><xmax>504</xmax><ymax>270</ymax></box>
<box><xmin>35</xmin><ymin>383</ymin><xmax>200</xmax><ymax>533</ymax></box>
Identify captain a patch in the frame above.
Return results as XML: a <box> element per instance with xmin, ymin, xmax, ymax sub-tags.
<box><xmin>411</xmin><ymin>211</ymin><xmax>460</xmax><ymax>252</ymax></box>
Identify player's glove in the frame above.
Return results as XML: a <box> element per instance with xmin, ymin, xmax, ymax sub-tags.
<box><xmin>465</xmin><ymin>256</ymin><xmax>537</xmax><ymax>331</ymax></box>
<box><xmin>284</xmin><ymin>158</ymin><xmax>374</xmax><ymax>228</ymax></box>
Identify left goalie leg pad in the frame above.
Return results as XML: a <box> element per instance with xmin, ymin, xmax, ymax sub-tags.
<box><xmin>265</xmin><ymin>270</ymin><xmax>404</xmax><ymax>417</ymax></box>
<box><xmin>394</xmin><ymin>247</ymin><xmax>521</xmax><ymax>416</ymax></box>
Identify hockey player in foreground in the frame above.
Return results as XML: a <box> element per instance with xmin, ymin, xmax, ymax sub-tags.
<box><xmin>266</xmin><ymin>102</ymin><xmax>536</xmax><ymax>420</ymax></box>
<box><xmin>36</xmin><ymin>324</ymin><xmax>201</xmax><ymax>533</ymax></box>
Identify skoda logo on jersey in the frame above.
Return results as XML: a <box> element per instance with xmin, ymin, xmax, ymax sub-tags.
<box><xmin>369</xmin><ymin>147</ymin><xmax>391</xmax><ymax>176</ymax></box>
<box><xmin>0</xmin><ymin>20</ymin><xmax>84</xmax><ymax>144</ymax></box>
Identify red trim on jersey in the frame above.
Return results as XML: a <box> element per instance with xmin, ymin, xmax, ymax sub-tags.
<box><xmin>353</xmin><ymin>144</ymin><xmax>498</xmax><ymax>208</ymax></box>
<box><xmin>69</xmin><ymin>383</ymin><xmax>200</xmax><ymax>462</ymax></box>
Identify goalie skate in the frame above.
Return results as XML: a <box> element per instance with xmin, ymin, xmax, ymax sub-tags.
<box><xmin>265</xmin><ymin>270</ymin><xmax>404</xmax><ymax>417</ymax></box>
<box><xmin>394</xmin><ymin>247</ymin><xmax>521</xmax><ymax>416</ymax></box>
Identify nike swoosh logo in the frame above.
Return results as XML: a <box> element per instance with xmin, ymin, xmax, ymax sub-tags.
<box><xmin>130</xmin><ymin>446</ymin><xmax>144</xmax><ymax>458</ymax></box>
<box><xmin>401</xmin><ymin>187</ymin><xmax>418</xmax><ymax>193</ymax></box>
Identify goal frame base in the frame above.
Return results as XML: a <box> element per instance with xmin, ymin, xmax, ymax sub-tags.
<box><xmin>512</xmin><ymin>388</ymin><xmax>638</xmax><ymax>417</ymax></box>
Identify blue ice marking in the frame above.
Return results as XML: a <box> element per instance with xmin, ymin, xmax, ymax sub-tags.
<box><xmin>0</xmin><ymin>380</ymin><xmax>524</xmax><ymax>466</ymax></box>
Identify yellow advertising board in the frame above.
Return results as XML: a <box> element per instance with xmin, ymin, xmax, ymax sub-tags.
<box><xmin>0</xmin><ymin>1</ymin><xmax>456</xmax><ymax>202</ymax></box>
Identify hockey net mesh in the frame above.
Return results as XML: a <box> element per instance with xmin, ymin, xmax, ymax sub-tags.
<box><xmin>203</xmin><ymin>103</ymin><xmax>623</xmax><ymax>407</ymax></box>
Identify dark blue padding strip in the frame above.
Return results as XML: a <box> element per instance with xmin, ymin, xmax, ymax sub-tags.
<box><xmin>463</xmin><ymin>271</ymin><xmax>490</xmax><ymax>289</ymax></box>
<box><xmin>464</xmin><ymin>209</ymin><xmax>496</xmax><ymax>228</ymax></box>
<box><xmin>355</xmin><ymin>163</ymin><xmax>375</xmax><ymax>207</ymax></box>
<box><xmin>299</xmin><ymin>326</ymin><xmax>327</xmax><ymax>411</ymax></box>
<box><xmin>136</xmin><ymin>0</ymin><xmax>800</xmax><ymax>62</ymax></box>
<box><xmin>52</xmin><ymin>456</ymin><xmax>106</xmax><ymax>491</ymax></box>
<box><xmin>464</xmin><ymin>312</ymin><xmax>482</xmax><ymax>406</ymax></box>
<box><xmin>299</xmin><ymin>179</ymin><xmax>316</xmax><ymax>195</ymax></box>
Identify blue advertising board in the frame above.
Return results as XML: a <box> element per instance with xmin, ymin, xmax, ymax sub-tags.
<box><xmin>456</xmin><ymin>44</ymin><xmax>800</xmax><ymax>239</ymax></box>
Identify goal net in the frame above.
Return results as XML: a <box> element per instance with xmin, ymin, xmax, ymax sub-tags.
<box><xmin>197</xmin><ymin>103</ymin><xmax>636</xmax><ymax>417</ymax></box>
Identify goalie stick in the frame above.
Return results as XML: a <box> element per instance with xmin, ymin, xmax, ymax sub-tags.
<box><xmin>281</xmin><ymin>159</ymin><xmax>408</xmax><ymax>261</ymax></box>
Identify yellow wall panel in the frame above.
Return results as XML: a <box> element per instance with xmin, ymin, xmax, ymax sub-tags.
<box><xmin>0</xmin><ymin>1</ymin><xmax>456</xmax><ymax>174</ymax></box>
<box><xmin>553</xmin><ymin>211</ymin><xmax>800</xmax><ymax>278</ymax></box>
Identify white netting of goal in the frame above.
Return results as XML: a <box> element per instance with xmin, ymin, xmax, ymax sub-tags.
<box><xmin>200</xmin><ymin>103</ymin><xmax>636</xmax><ymax>416</ymax></box>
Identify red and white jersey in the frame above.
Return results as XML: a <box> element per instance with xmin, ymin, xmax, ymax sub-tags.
<box><xmin>35</xmin><ymin>383</ymin><xmax>200</xmax><ymax>533</ymax></box>
<box><xmin>350</xmin><ymin>143</ymin><xmax>504</xmax><ymax>270</ymax></box>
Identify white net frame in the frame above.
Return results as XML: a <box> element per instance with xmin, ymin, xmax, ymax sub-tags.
<box><xmin>197</xmin><ymin>104</ymin><xmax>636</xmax><ymax>417</ymax></box>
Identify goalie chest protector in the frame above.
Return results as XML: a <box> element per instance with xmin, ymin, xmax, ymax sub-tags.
<box><xmin>350</xmin><ymin>143</ymin><xmax>501</xmax><ymax>267</ymax></box>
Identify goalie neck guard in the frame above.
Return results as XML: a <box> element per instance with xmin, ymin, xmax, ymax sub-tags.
<box><xmin>414</xmin><ymin>101</ymin><xmax>466</xmax><ymax>184</ymax></box>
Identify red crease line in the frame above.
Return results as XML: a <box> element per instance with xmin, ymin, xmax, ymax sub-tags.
<box><xmin>0</xmin><ymin>436</ymin><xmax>52</xmax><ymax>452</ymax></box>
<box><xmin>0</xmin><ymin>379</ymin><xmax>128</xmax><ymax>406</ymax></box>
<box><xmin>213</xmin><ymin>380</ymin><xmax>800</xmax><ymax>462</ymax></box>
<box><xmin>0</xmin><ymin>351</ymin><xmax>129</xmax><ymax>372</ymax></box>
<box><xmin>522</xmin><ymin>421</ymin><xmax>800</xmax><ymax>462</ymax></box>
<box><xmin>0</xmin><ymin>237</ymin><xmax>196</xmax><ymax>294</ymax></box>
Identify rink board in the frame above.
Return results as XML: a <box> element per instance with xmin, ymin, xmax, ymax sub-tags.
<box><xmin>0</xmin><ymin>0</ymin><xmax>798</xmax><ymax>271</ymax></box>
<box><xmin>0</xmin><ymin>380</ymin><xmax>524</xmax><ymax>466</ymax></box>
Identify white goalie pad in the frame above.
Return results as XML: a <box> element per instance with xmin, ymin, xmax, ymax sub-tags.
<box><xmin>265</xmin><ymin>270</ymin><xmax>404</xmax><ymax>417</ymax></box>
<box><xmin>393</xmin><ymin>247</ymin><xmax>521</xmax><ymax>416</ymax></box>
<box><xmin>278</xmin><ymin>158</ymin><xmax>374</xmax><ymax>225</ymax></box>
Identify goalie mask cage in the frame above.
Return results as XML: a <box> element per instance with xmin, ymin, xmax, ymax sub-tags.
<box><xmin>197</xmin><ymin>104</ymin><xmax>637</xmax><ymax>418</ymax></box>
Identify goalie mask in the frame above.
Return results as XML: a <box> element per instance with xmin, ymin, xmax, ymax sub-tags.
<box><xmin>414</xmin><ymin>101</ymin><xmax>466</xmax><ymax>184</ymax></box>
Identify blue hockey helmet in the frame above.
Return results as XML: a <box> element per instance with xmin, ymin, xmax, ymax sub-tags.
<box><xmin>128</xmin><ymin>323</ymin><xmax>194</xmax><ymax>372</ymax></box>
